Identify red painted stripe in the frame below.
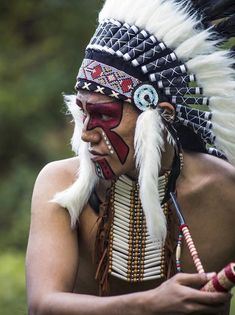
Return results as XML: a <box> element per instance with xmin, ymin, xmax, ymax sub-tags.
<box><xmin>212</xmin><ymin>276</ymin><xmax>227</xmax><ymax>292</ymax></box>
<box><xmin>224</xmin><ymin>263</ymin><xmax>235</xmax><ymax>283</ymax></box>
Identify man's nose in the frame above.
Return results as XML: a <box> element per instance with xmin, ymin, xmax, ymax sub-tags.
<box><xmin>81</xmin><ymin>129</ymin><xmax>102</xmax><ymax>144</ymax></box>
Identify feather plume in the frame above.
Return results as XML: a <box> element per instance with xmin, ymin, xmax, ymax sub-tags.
<box><xmin>134</xmin><ymin>109</ymin><xmax>166</xmax><ymax>242</ymax></box>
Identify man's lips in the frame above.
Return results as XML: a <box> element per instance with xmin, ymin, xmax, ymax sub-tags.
<box><xmin>89</xmin><ymin>150</ymin><xmax>108</xmax><ymax>158</ymax></box>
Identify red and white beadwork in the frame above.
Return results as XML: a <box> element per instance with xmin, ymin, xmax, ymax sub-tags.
<box><xmin>180</xmin><ymin>224</ymin><xmax>205</xmax><ymax>274</ymax></box>
<box><xmin>77</xmin><ymin>59</ymin><xmax>141</xmax><ymax>101</ymax></box>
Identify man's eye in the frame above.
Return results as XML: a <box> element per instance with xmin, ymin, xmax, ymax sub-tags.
<box><xmin>101</xmin><ymin>114</ymin><xmax>112</xmax><ymax>121</ymax></box>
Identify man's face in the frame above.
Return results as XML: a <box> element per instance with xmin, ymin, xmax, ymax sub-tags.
<box><xmin>76</xmin><ymin>91</ymin><xmax>139</xmax><ymax>180</ymax></box>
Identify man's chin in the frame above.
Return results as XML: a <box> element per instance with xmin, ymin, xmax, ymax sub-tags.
<box><xmin>93</xmin><ymin>158</ymin><xmax>116</xmax><ymax>180</ymax></box>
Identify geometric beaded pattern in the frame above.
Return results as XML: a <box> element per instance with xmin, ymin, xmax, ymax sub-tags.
<box><xmin>76</xmin><ymin>18</ymin><xmax>227</xmax><ymax>161</ymax></box>
<box><xmin>77</xmin><ymin>59</ymin><xmax>140</xmax><ymax>102</ymax></box>
<box><xmin>108</xmin><ymin>174</ymin><xmax>168</xmax><ymax>282</ymax></box>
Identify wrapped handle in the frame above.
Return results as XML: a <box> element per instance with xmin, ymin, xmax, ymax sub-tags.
<box><xmin>202</xmin><ymin>263</ymin><xmax>235</xmax><ymax>292</ymax></box>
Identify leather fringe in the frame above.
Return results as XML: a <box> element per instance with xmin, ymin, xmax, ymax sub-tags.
<box><xmin>94</xmin><ymin>185</ymin><xmax>113</xmax><ymax>296</ymax></box>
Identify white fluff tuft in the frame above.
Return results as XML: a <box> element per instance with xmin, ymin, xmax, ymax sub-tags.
<box><xmin>210</xmin><ymin>97</ymin><xmax>235</xmax><ymax>165</ymax></box>
<box><xmin>52</xmin><ymin>141</ymin><xmax>98</xmax><ymax>227</ymax></box>
<box><xmin>175</xmin><ymin>29</ymin><xmax>217</xmax><ymax>60</ymax></box>
<box><xmin>52</xmin><ymin>94</ymin><xmax>98</xmax><ymax>227</ymax></box>
<box><xmin>134</xmin><ymin>109</ymin><xmax>166</xmax><ymax>242</ymax></box>
<box><xmin>64</xmin><ymin>94</ymin><xmax>84</xmax><ymax>155</ymax></box>
<box><xmin>186</xmin><ymin>51</ymin><xmax>235</xmax><ymax>98</ymax></box>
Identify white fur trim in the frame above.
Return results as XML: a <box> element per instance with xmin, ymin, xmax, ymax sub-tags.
<box><xmin>52</xmin><ymin>141</ymin><xmax>98</xmax><ymax>227</ymax></box>
<box><xmin>52</xmin><ymin>95</ymin><xmax>98</xmax><ymax>226</ymax></box>
<box><xmin>134</xmin><ymin>109</ymin><xmax>166</xmax><ymax>242</ymax></box>
<box><xmin>63</xmin><ymin>94</ymin><xmax>84</xmax><ymax>155</ymax></box>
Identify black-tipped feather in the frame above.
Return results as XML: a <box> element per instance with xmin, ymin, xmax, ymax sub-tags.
<box><xmin>205</xmin><ymin>0</ymin><xmax>235</xmax><ymax>20</ymax></box>
<box><xmin>214</xmin><ymin>14</ymin><xmax>235</xmax><ymax>39</ymax></box>
<box><xmin>191</xmin><ymin>0</ymin><xmax>235</xmax><ymax>21</ymax></box>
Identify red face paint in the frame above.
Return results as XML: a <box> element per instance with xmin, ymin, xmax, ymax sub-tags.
<box><xmin>76</xmin><ymin>97</ymin><xmax>135</xmax><ymax>180</ymax></box>
<box><xmin>85</xmin><ymin>102</ymin><xmax>129</xmax><ymax>164</ymax></box>
<box><xmin>94</xmin><ymin>158</ymin><xmax>115</xmax><ymax>180</ymax></box>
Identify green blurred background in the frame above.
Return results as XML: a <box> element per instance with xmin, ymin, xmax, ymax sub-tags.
<box><xmin>0</xmin><ymin>1</ymin><xmax>234</xmax><ymax>314</ymax></box>
<box><xmin>0</xmin><ymin>0</ymin><xmax>101</xmax><ymax>314</ymax></box>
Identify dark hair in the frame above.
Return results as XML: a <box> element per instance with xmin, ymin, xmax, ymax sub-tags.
<box><xmin>176</xmin><ymin>124</ymin><xmax>207</xmax><ymax>153</ymax></box>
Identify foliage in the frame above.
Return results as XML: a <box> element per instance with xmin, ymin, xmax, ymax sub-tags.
<box><xmin>0</xmin><ymin>2</ymin><xmax>100</xmax><ymax>312</ymax></box>
<box><xmin>0</xmin><ymin>0</ymin><xmax>101</xmax><ymax>252</ymax></box>
<box><xmin>0</xmin><ymin>252</ymin><xmax>26</xmax><ymax>315</ymax></box>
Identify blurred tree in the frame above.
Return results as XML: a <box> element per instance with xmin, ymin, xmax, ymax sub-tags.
<box><xmin>0</xmin><ymin>0</ymin><xmax>101</xmax><ymax>251</ymax></box>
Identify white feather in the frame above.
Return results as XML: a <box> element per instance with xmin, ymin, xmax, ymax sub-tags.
<box><xmin>175</xmin><ymin>30</ymin><xmax>217</xmax><ymax>60</ymax></box>
<box><xmin>134</xmin><ymin>109</ymin><xmax>166</xmax><ymax>242</ymax></box>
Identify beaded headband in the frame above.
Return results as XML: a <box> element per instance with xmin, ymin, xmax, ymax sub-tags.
<box><xmin>76</xmin><ymin>0</ymin><xmax>235</xmax><ymax>164</ymax></box>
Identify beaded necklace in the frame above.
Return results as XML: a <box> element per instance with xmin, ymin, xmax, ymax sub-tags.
<box><xmin>95</xmin><ymin>153</ymin><xmax>205</xmax><ymax>295</ymax></box>
<box><xmin>95</xmin><ymin>171</ymin><xmax>176</xmax><ymax>295</ymax></box>
<box><xmin>108</xmin><ymin>174</ymin><xmax>169</xmax><ymax>282</ymax></box>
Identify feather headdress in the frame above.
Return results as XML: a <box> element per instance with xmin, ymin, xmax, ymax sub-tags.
<box><xmin>56</xmin><ymin>0</ymin><xmax>235</xmax><ymax>241</ymax></box>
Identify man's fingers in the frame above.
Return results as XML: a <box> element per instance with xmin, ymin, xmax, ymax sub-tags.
<box><xmin>195</xmin><ymin>291</ymin><xmax>232</xmax><ymax>305</ymax></box>
<box><xmin>184</xmin><ymin>302</ymin><xmax>226</xmax><ymax>314</ymax></box>
<box><xmin>174</xmin><ymin>273</ymin><xmax>210</xmax><ymax>288</ymax></box>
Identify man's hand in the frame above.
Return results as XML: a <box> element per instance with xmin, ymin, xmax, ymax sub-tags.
<box><xmin>140</xmin><ymin>273</ymin><xmax>232</xmax><ymax>315</ymax></box>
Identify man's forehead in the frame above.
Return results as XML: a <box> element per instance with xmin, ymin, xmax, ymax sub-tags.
<box><xmin>76</xmin><ymin>89</ymin><xmax>115</xmax><ymax>104</ymax></box>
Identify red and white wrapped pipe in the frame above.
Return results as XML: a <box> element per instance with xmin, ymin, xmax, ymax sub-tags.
<box><xmin>202</xmin><ymin>263</ymin><xmax>235</xmax><ymax>292</ymax></box>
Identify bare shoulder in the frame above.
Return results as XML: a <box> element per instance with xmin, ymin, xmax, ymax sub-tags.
<box><xmin>35</xmin><ymin>156</ymin><xmax>80</xmax><ymax>189</ymax></box>
<box><xmin>27</xmin><ymin>157</ymin><xmax>81</xmax><ymax>301</ymax></box>
<box><xmin>182</xmin><ymin>151</ymin><xmax>235</xmax><ymax>189</ymax></box>
<box><xmin>183</xmin><ymin>152</ymin><xmax>235</xmax><ymax>205</ymax></box>
<box><xmin>32</xmin><ymin>157</ymin><xmax>80</xmax><ymax>207</ymax></box>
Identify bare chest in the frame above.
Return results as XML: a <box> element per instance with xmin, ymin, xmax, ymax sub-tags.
<box><xmin>74</xmin><ymin>187</ymin><xmax>235</xmax><ymax>295</ymax></box>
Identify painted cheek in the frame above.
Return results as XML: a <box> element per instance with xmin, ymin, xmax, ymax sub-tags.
<box><xmin>86</xmin><ymin>102</ymin><xmax>129</xmax><ymax>164</ymax></box>
<box><xmin>95</xmin><ymin>159</ymin><xmax>115</xmax><ymax>180</ymax></box>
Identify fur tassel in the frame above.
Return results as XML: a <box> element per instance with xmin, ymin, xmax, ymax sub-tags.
<box><xmin>63</xmin><ymin>94</ymin><xmax>84</xmax><ymax>155</ymax></box>
<box><xmin>210</xmin><ymin>97</ymin><xmax>235</xmax><ymax>166</ymax></box>
<box><xmin>134</xmin><ymin>109</ymin><xmax>167</xmax><ymax>242</ymax></box>
<box><xmin>52</xmin><ymin>141</ymin><xmax>98</xmax><ymax>227</ymax></box>
<box><xmin>52</xmin><ymin>94</ymin><xmax>98</xmax><ymax>227</ymax></box>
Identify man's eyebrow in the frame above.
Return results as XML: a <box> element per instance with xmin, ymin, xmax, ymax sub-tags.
<box><xmin>86</xmin><ymin>100</ymin><xmax>122</xmax><ymax>106</ymax></box>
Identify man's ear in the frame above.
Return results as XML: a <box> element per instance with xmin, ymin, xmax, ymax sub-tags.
<box><xmin>158</xmin><ymin>102</ymin><xmax>175</xmax><ymax>123</ymax></box>
<box><xmin>158</xmin><ymin>102</ymin><xmax>175</xmax><ymax>113</ymax></box>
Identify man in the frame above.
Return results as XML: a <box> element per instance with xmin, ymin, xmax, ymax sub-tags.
<box><xmin>26</xmin><ymin>0</ymin><xmax>235</xmax><ymax>314</ymax></box>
